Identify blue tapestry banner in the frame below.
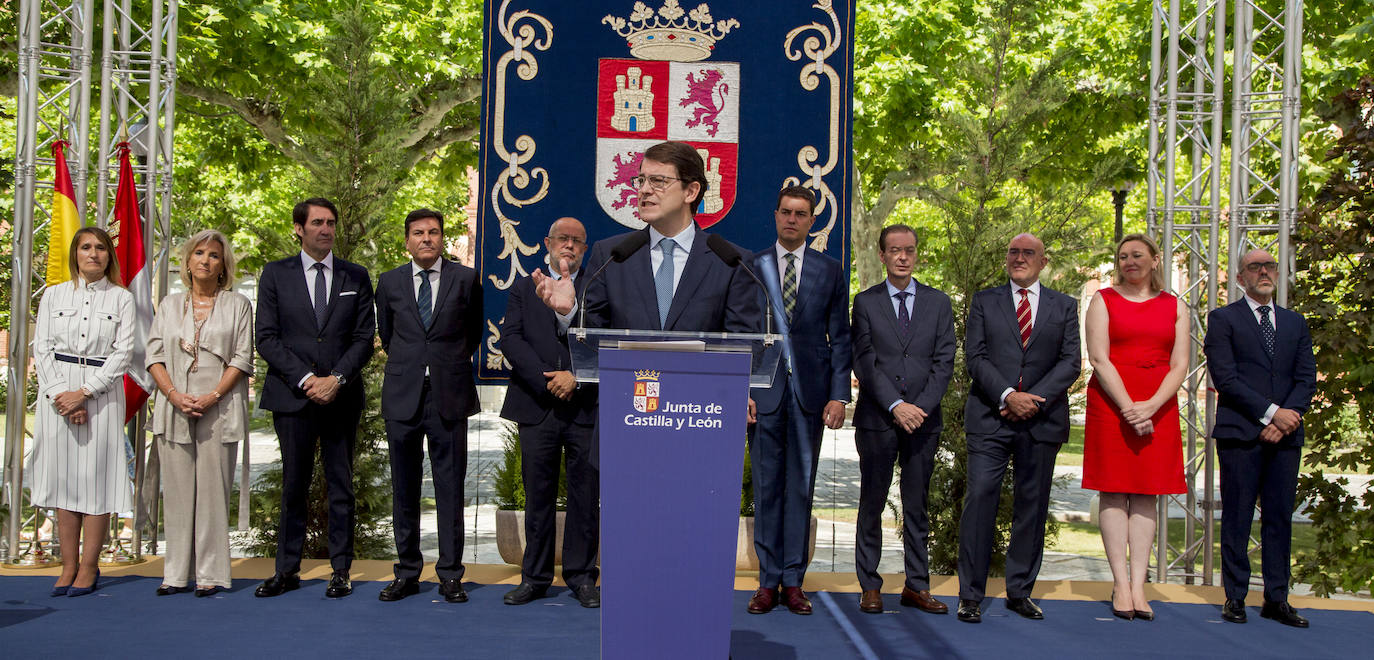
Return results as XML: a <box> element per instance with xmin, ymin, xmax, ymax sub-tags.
<box><xmin>477</xmin><ymin>0</ymin><xmax>855</xmax><ymax>380</ymax></box>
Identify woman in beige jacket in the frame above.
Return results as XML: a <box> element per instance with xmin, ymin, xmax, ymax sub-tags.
<box><xmin>146</xmin><ymin>229</ymin><xmax>254</xmax><ymax>596</ymax></box>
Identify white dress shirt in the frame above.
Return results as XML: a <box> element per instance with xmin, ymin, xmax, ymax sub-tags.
<box><xmin>1245</xmin><ymin>293</ymin><xmax>1281</xmax><ymax>425</ymax></box>
<box><xmin>1000</xmin><ymin>280</ymin><xmax>1043</xmax><ymax>407</ymax></box>
<box><xmin>300</xmin><ymin>251</ymin><xmax>335</xmax><ymax>305</ymax></box>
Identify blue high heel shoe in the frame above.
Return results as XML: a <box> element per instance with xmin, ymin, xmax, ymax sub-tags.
<box><xmin>50</xmin><ymin>584</ymin><xmax>70</xmax><ymax>597</ymax></box>
<box><xmin>67</xmin><ymin>569</ymin><xmax>100</xmax><ymax>597</ymax></box>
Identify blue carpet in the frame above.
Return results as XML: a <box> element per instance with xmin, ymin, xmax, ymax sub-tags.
<box><xmin>2</xmin><ymin>576</ymin><xmax>1369</xmax><ymax>659</ymax></box>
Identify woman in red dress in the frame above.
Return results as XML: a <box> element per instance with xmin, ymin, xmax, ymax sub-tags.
<box><xmin>1083</xmin><ymin>233</ymin><xmax>1188</xmax><ymax>620</ymax></box>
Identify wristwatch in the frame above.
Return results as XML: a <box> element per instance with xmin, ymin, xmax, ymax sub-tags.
<box><xmin>331</xmin><ymin>371</ymin><xmax>346</xmax><ymax>386</ymax></box>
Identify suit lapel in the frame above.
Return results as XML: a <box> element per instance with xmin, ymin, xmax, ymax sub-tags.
<box><xmin>876</xmin><ymin>282</ymin><xmax>908</xmax><ymax>347</ymax></box>
<box><xmin>318</xmin><ymin>262</ymin><xmax>347</xmax><ymax>330</ymax></box>
<box><xmin>664</xmin><ymin>230</ymin><xmax>711</xmax><ymax>330</ymax></box>
<box><xmin>992</xmin><ymin>284</ymin><xmax>1020</xmax><ymax>347</ymax></box>
<box><xmin>429</xmin><ymin>260</ymin><xmax>458</xmax><ymax>329</ymax></box>
<box><xmin>754</xmin><ymin>251</ymin><xmax>789</xmax><ymax>334</ymax></box>
<box><xmin>791</xmin><ymin>249</ymin><xmax>823</xmax><ymax>321</ymax></box>
<box><xmin>1023</xmin><ymin>286</ymin><xmax>1051</xmax><ymax>351</ymax></box>
<box><xmin>625</xmin><ymin>231</ymin><xmax>658</xmax><ymax>328</ymax></box>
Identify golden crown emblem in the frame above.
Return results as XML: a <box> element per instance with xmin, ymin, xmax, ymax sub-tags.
<box><xmin>634</xmin><ymin>369</ymin><xmax>662</xmax><ymax>381</ymax></box>
<box><xmin>603</xmin><ymin>1</ymin><xmax>740</xmax><ymax>62</ymax></box>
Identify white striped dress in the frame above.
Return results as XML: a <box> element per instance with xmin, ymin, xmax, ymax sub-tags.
<box><xmin>31</xmin><ymin>276</ymin><xmax>136</xmax><ymax>515</ymax></box>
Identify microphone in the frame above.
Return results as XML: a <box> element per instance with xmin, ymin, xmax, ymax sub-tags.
<box><xmin>575</xmin><ymin>231</ymin><xmax>650</xmax><ymax>338</ymax></box>
<box><xmin>705</xmin><ymin>233</ymin><xmax>773</xmax><ymax>341</ymax></box>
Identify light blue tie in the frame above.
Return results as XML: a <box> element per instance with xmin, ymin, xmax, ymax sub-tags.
<box><xmin>655</xmin><ymin>238</ymin><xmax>677</xmax><ymax>327</ymax></box>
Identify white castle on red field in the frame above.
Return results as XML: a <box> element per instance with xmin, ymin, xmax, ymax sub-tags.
<box><xmin>611</xmin><ymin>67</ymin><xmax>656</xmax><ymax>132</ymax></box>
<box><xmin>602</xmin><ymin>0</ymin><xmax>740</xmax><ymax>62</ymax></box>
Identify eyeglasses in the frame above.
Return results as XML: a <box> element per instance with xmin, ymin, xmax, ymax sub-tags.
<box><xmin>1007</xmin><ymin>248</ymin><xmax>1039</xmax><ymax>258</ymax></box>
<box><xmin>1244</xmin><ymin>261</ymin><xmax>1279</xmax><ymax>273</ymax></box>
<box><xmin>548</xmin><ymin>234</ymin><xmax>585</xmax><ymax>246</ymax></box>
<box><xmin>630</xmin><ymin>174</ymin><xmax>682</xmax><ymax>191</ymax></box>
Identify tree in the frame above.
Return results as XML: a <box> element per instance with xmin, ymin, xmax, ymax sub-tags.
<box><xmin>176</xmin><ymin>0</ymin><xmax>483</xmax><ymax>264</ymax></box>
<box><xmin>1291</xmin><ymin>76</ymin><xmax>1374</xmax><ymax>597</ymax></box>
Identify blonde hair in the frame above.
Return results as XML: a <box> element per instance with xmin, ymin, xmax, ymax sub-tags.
<box><xmin>1112</xmin><ymin>232</ymin><xmax>1166</xmax><ymax>293</ymax></box>
<box><xmin>178</xmin><ymin>229</ymin><xmax>238</xmax><ymax>290</ymax></box>
<box><xmin>67</xmin><ymin>226</ymin><xmax>122</xmax><ymax>286</ymax></box>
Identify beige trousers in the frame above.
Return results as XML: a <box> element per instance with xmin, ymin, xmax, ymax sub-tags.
<box><xmin>159</xmin><ymin>430</ymin><xmax>238</xmax><ymax>588</ymax></box>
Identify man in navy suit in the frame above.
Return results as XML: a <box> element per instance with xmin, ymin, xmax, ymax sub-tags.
<box><xmin>532</xmin><ymin>141</ymin><xmax>759</xmax><ymax>335</ymax></box>
<box><xmin>1204</xmin><ymin>248</ymin><xmax>1316</xmax><ymax>628</ymax></box>
<box><xmin>373</xmin><ymin>208</ymin><xmax>483</xmax><ymax>604</ymax></box>
<box><xmin>955</xmin><ymin>233</ymin><xmax>1081</xmax><ymax>623</ymax></box>
<box><xmin>745</xmin><ymin>187</ymin><xmax>851</xmax><ymax>616</ymax></box>
<box><xmin>851</xmin><ymin>224</ymin><xmax>955</xmax><ymax>615</ymax></box>
<box><xmin>255</xmin><ymin>197</ymin><xmax>375</xmax><ymax>599</ymax></box>
<box><xmin>499</xmin><ymin>217</ymin><xmax>601</xmax><ymax>609</ymax></box>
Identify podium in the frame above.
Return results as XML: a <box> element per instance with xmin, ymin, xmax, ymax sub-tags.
<box><xmin>571</xmin><ymin>328</ymin><xmax>782</xmax><ymax>660</ymax></box>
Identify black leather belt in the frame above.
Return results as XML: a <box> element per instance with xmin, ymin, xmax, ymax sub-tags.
<box><xmin>55</xmin><ymin>353</ymin><xmax>106</xmax><ymax>367</ymax></box>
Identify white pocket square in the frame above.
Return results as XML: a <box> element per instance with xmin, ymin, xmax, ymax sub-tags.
<box><xmin>339</xmin><ymin>290</ymin><xmax>358</xmax><ymax>297</ymax></box>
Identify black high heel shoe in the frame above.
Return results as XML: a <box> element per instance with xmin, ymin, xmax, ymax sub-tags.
<box><xmin>1110</xmin><ymin>590</ymin><xmax>1135</xmax><ymax>620</ymax></box>
<box><xmin>1134</xmin><ymin>608</ymin><xmax>1155</xmax><ymax>621</ymax></box>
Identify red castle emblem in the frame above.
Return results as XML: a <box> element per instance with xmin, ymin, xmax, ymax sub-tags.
<box><xmin>596</xmin><ymin>1</ymin><xmax>740</xmax><ymax>230</ymax></box>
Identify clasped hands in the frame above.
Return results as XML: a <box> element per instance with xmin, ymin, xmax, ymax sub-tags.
<box><xmin>302</xmin><ymin>374</ymin><xmax>341</xmax><ymax>406</ymax></box>
<box><xmin>1261</xmin><ymin>408</ymin><xmax>1302</xmax><ymax>443</ymax></box>
<box><xmin>531</xmin><ymin>259</ymin><xmax>577</xmax><ymax>315</ymax></box>
<box><xmin>892</xmin><ymin>402</ymin><xmax>927</xmax><ymax>434</ymax></box>
<box><xmin>52</xmin><ymin>390</ymin><xmax>89</xmax><ymax>425</ymax></box>
<box><xmin>544</xmin><ymin>370</ymin><xmax>576</xmax><ymax>401</ymax></box>
<box><xmin>1000</xmin><ymin>391</ymin><xmax>1045</xmax><ymax>421</ymax></box>
<box><xmin>1120</xmin><ymin>401</ymin><xmax>1158</xmax><ymax>436</ymax></box>
<box><xmin>168</xmin><ymin>390</ymin><xmax>221</xmax><ymax>418</ymax></box>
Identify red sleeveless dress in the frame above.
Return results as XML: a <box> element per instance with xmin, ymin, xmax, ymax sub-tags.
<box><xmin>1082</xmin><ymin>288</ymin><xmax>1186</xmax><ymax>494</ymax></box>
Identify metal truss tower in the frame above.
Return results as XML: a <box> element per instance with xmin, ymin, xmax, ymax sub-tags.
<box><xmin>4</xmin><ymin>0</ymin><xmax>177</xmax><ymax>563</ymax></box>
<box><xmin>4</xmin><ymin>0</ymin><xmax>96</xmax><ymax>565</ymax></box>
<box><xmin>1148</xmin><ymin>0</ymin><xmax>1303</xmax><ymax>586</ymax></box>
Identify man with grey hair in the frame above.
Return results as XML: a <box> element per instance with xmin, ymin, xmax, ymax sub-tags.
<box><xmin>1204</xmin><ymin>248</ymin><xmax>1316</xmax><ymax>627</ymax></box>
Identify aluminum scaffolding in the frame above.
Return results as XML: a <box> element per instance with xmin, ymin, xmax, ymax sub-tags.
<box><xmin>1148</xmin><ymin>0</ymin><xmax>1303</xmax><ymax>585</ymax></box>
<box><xmin>4</xmin><ymin>0</ymin><xmax>176</xmax><ymax>564</ymax></box>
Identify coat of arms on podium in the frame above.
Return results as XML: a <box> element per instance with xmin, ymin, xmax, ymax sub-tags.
<box><xmin>633</xmin><ymin>369</ymin><xmax>662</xmax><ymax>412</ymax></box>
<box><xmin>596</xmin><ymin>1</ymin><xmax>740</xmax><ymax>229</ymax></box>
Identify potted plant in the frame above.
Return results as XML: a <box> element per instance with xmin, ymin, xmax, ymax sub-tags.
<box><xmin>492</xmin><ymin>424</ymin><xmax>570</xmax><ymax>565</ymax></box>
<box><xmin>734</xmin><ymin>447</ymin><xmax>819</xmax><ymax>571</ymax></box>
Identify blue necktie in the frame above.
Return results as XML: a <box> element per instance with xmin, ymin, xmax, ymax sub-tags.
<box><xmin>417</xmin><ymin>269</ymin><xmax>434</xmax><ymax>329</ymax></box>
<box><xmin>1259</xmin><ymin>305</ymin><xmax>1275</xmax><ymax>358</ymax></box>
<box><xmin>655</xmin><ymin>238</ymin><xmax>677</xmax><ymax>327</ymax></box>
<box><xmin>312</xmin><ymin>263</ymin><xmax>327</xmax><ymax>328</ymax></box>
<box><xmin>895</xmin><ymin>291</ymin><xmax>911</xmax><ymax>337</ymax></box>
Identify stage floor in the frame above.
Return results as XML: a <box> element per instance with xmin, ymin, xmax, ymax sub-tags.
<box><xmin>3</xmin><ymin>559</ymin><xmax>1371</xmax><ymax>659</ymax></box>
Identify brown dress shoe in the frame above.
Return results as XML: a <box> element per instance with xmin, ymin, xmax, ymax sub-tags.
<box><xmin>747</xmin><ymin>587</ymin><xmax>779</xmax><ymax>614</ymax></box>
<box><xmin>781</xmin><ymin>586</ymin><xmax>813</xmax><ymax>615</ymax></box>
<box><xmin>859</xmin><ymin>589</ymin><xmax>884</xmax><ymax>613</ymax></box>
<box><xmin>900</xmin><ymin>587</ymin><xmax>949</xmax><ymax>614</ymax></box>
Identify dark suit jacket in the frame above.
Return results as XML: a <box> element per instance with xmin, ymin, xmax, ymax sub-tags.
<box><xmin>1204</xmin><ymin>299</ymin><xmax>1316</xmax><ymax>446</ymax></box>
<box><xmin>581</xmin><ymin>226</ymin><xmax>761</xmax><ymax>333</ymax></box>
<box><xmin>963</xmin><ymin>284</ymin><xmax>1081</xmax><ymax>443</ymax></box>
<box><xmin>375</xmin><ymin>258</ymin><xmax>483</xmax><ymax>423</ymax></box>
<box><xmin>851</xmin><ymin>279</ymin><xmax>956</xmax><ymax>434</ymax></box>
<box><xmin>499</xmin><ymin>272</ymin><xmax>597</xmax><ymax>425</ymax></box>
<box><xmin>752</xmin><ymin>247</ymin><xmax>851</xmax><ymax>415</ymax></box>
<box><xmin>256</xmin><ymin>253</ymin><xmax>375</xmax><ymax>413</ymax></box>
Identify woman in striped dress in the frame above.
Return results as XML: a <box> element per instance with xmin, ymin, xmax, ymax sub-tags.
<box><xmin>32</xmin><ymin>227</ymin><xmax>135</xmax><ymax>597</ymax></box>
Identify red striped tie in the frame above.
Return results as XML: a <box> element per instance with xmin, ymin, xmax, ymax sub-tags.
<box><xmin>1017</xmin><ymin>288</ymin><xmax>1032</xmax><ymax>348</ymax></box>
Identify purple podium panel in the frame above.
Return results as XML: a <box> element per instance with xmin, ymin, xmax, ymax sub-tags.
<box><xmin>599</xmin><ymin>348</ymin><xmax>751</xmax><ymax>660</ymax></box>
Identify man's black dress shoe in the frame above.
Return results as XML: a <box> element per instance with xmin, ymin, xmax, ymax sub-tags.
<box><xmin>1006</xmin><ymin>597</ymin><xmax>1044</xmax><ymax>620</ymax></box>
<box><xmin>1221</xmin><ymin>598</ymin><xmax>1247</xmax><ymax>623</ymax></box>
<box><xmin>254</xmin><ymin>573</ymin><xmax>300</xmax><ymax>598</ymax></box>
<box><xmin>379</xmin><ymin>578</ymin><xmax>420</xmax><ymax>602</ymax></box>
<box><xmin>439</xmin><ymin>577</ymin><xmax>468</xmax><ymax>603</ymax></box>
<box><xmin>1260</xmin><ymin>600</ymin><xmax>1309</xmax><ymax>628</ymax></box>
<box><xmin>956</xmin><ymin>599</ymin><xmax>982</xmax><ymax>623</ymax></box>
<box><xmin>572</xmin><ymin>584</ymin><xmax>601</xmax><ymax>608</ymax></box>
<box><xmin>325</xmin><ymin>570</ymin><xmax>352</xmax><ymax>598</ymax></box>
<box><xmin>503</xmin><ymin>583</ymin><xmax>548</xmax><ymax>605</ymax></box>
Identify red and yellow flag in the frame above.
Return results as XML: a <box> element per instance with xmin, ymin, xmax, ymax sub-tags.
<box><xmin>114</xmin><ymin>141</ymin><xmax>154</xmax><ymax>421</ymax></box>
<box><xmin>45</xmin><ymin>139</ymin><xmax>83</xmax><ymax>283</ymax></box>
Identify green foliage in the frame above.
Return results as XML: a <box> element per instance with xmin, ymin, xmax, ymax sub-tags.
<box><xmin>241</xmin><ymin>352</ymin><xmax>394</xmax><ymax>561</ymax></box>
<box><xmin>491</xmin><ymin>422</ymin><xmax>568</xmax><ymax>512</ymax></box>
<box><xmin>741</xmin><ymin>444</ymin><xmax>755</xmax><ymax>518</ymax></box>
<box><xmin>1291</xmin><ymin>76</ymin><xmax>1374</xmax><ymax>597</ymax></box>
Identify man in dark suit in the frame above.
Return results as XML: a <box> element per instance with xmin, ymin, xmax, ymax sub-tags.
<box><xmin>499</xmin><ymin>217</ymin><xmax>601</xmax><ymax>609</ymax></box>
<box><xmin>532</xmin><ymin>141</ymin><xmax>759</xmax><ymax>335</ymax></box>
<box><xmin>254</xmin><ymin>197</ymin><xmax>375</xmax><ymax>599</ymax></box>
<box><xmin>955</xmin><ymin>233</ymin><xmax>1081</xmax><ymax>623</ymax></box>
<box><xmin>851</xmin><ymin>224</ymin><xmax>955</xmax><ymax>615</ymax></box>
<box><xmin>373</xmin><ymin>208</ymin><xmax>483</xmax><ymax>604</ymax></box>
<box><xmin>1204</xmin><ymin>248</ymin><xmax>1316</xmax><ymax>628</ymax></box>
<box><xmin>745</xmin><ymin>187</ymin><xmax>851</xmax><ymax>616</ymax></box>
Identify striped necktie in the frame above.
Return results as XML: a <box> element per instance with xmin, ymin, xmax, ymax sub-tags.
<box><xmin>782</xmin><ymin>253</ymin><xmax>798</xmax><ymax>323</ymax></box>
<box><xmin>417</xmin><ymin>269</ymin><xmax>434</xmax><ymax>329</ymax></box>
<box><xmin>1017</xmin><ymin>288</ymin><xmax>1033</xmax><ymax>348</ymax></box>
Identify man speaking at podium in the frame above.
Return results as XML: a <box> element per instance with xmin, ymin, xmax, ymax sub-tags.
<box><xmin>533</xmin><ymin>140</ymin><xmax>759</xmax><ymax>335</ymax></box>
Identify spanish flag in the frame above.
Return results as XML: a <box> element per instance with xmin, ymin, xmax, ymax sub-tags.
<box><xmin>45</xmin><ymin>139</ymin><xmax>82</xmax><ymax>284</ymax></box>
